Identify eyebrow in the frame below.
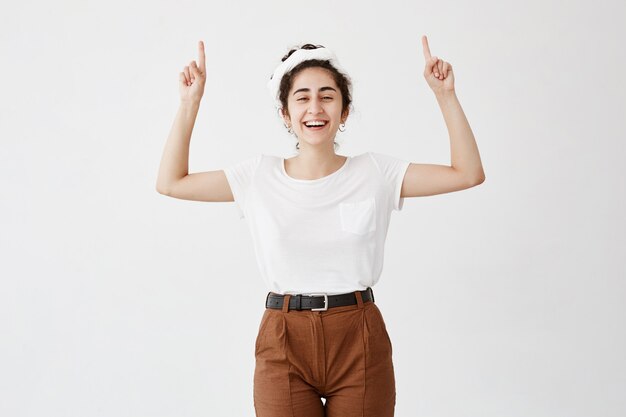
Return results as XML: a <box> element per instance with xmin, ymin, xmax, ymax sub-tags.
<box><xmin>292</xmin><ymin>86</ymin><xmax>337</xmax><ymax>96</ymax></box>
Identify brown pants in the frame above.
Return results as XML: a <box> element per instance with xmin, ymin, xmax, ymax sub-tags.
<box><xmin>253</xmin><ymin>290</ymin><xmax>396</xmax><ymax>417</ymax></box>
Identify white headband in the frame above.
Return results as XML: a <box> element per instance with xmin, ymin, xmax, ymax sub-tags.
<box><xmin>267</xmin><ymin>46</ymin><xmax>351</xmax><ymax>110</ymax></box>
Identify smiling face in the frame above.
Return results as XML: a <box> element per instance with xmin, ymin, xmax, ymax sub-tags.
<box><xmin>281</xmin><ymin>66</ymin><xmax>349</xmax><ymax>149</ymax></box>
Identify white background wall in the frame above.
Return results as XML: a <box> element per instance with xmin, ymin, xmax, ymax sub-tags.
<box><xmin>2</xmin><ymin>0</ymin><xmax>625</xmax><ymax>416</ymax></box>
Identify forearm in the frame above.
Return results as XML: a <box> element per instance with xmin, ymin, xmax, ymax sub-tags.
<box><xmin>435</xmin><ymin>90</ymin><xmax>485</xmax><ymax>182</ymax></box>
<box><xmin>156</xmin><ymin>100</ymin><xmax>201</xmax><ymax>193</ymax></box>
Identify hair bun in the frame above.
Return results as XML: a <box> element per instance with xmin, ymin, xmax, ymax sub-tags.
<box><xmin>281</xmin><ymin>43</ymin><xmax>326</xmax><ymax>62</ymax></box>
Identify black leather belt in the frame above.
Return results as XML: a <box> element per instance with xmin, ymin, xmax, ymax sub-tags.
<box><xmin>265</xmin><ymin>287</ymin><xmax>375</xmax><ymax>311</ymax></box>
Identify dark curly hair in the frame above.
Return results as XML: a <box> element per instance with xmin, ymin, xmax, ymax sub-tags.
<box><xmin>273</xmin><ymin>43</ymin><xmax>354</xmax><ymax>151</ymax></box>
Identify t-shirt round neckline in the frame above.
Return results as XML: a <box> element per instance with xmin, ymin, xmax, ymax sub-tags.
<box><xmin>281</xmin><ymin>155</ymin><xmax>351</xmax><ymax>183</ymax></box>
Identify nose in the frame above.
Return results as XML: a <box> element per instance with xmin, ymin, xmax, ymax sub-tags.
<box><xmin>307</xmin><ymin>98</ymin><xmax>323</xmax><ymax>114</ymax></box>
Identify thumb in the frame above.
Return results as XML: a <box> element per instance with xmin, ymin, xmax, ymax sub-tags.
<box><xmin>424</xmin><ymin>56</ymin><xmax>438</xmax><ymax>76</ymax></box>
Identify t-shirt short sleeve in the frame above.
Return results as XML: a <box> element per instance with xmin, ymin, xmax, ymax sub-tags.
<box><xmin>223</xmin><ymin>154</ymin><xmax>263</xmax><ymax>219</ymax></box>
<box><xmin>368</xmin><ymin>152</ymin><xmax>411</xmax><ymax>211</ymax></box>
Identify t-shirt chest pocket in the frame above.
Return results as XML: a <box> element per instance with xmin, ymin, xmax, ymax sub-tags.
<box><xmin>339</xmin><ymin>197</ymin><xmax>377</xmax><ymax>235</ymax></box>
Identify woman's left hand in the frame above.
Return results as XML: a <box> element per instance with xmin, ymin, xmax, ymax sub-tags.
<box><xmin>421</xmin><ymin>35</ymin><xmax>455</xmax><ymax>94</ymax></box>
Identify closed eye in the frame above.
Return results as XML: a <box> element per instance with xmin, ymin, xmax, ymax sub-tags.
<box><xmin>297</xmin><ymin>97</ymin><xmax>333</xmax><ymax>101</ymax></box>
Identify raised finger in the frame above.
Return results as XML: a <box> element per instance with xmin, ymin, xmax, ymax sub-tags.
<box><xmin>198</xmin><ymin>40</ymin><xmax>206</xmax><ymax>73</ymax></box>
<box><xmin>421</xmin><ymin>35</ymin><xmax>432</xmax><ymax>61</ymax></box>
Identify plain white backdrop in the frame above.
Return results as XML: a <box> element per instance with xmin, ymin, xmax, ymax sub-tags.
<box><xmin>2</xmin><ymin>0</ymin><xmax>625</xmax><ymax>416</ymax></box>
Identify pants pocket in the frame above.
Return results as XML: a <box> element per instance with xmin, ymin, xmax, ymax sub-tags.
<box><xmin>254</xmin><ymin>310</ymin><xmax>272</xmax><ymax>355</ymax></box>
<box><xmin>366</xmin><ymin>303</ymin><xmax>393</xmax><ymax>355</ymax></box>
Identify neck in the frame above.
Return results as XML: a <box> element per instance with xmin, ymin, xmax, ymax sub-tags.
<box><xmin>286</xmin><ymin>148</ymin><xmax>347</xmax><ymax>179</ymax></box>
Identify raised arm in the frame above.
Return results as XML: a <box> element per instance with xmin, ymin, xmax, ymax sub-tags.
<box><xmin>400</xmin><ymin>35</ymin><xmax>486</xmax><ymax>198</ymax></box>
<box><xmin>155</xmin><ymin>40</ymin><xmax>234</xmax><ymax>202</ymax></box>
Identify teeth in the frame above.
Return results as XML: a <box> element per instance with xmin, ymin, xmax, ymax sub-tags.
<box><xmin>305</xmin><ymin>121</ymin><xmax>327</xmax><ymax>127</ymax></box>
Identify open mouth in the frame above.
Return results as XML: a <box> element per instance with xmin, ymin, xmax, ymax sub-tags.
<box><xmin>303</xmin><ymin>120</ymin><xmax>329</xmax><ymax>131</ymax></box>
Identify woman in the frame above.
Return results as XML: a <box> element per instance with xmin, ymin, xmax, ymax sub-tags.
<box><xmin>156</xmin><ymin>36</ymin><xmax>485</xmax><ymax>417</ymax></box>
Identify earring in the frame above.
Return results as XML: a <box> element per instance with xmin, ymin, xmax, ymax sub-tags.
<box><xmin>339</xmin><ymin>122</ymin><xmax>346</xmax><ymax>132</ymax></box>
<box><xmin>285</xmin><ymin>124</ymin><xmax>293</xmax><ymax>134</ymax></box>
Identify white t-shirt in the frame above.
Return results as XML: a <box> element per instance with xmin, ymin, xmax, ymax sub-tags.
<box><xmin>223</xmin><ymin>152</ymin><xmax>410</xmax><ymax>295</ymax></box>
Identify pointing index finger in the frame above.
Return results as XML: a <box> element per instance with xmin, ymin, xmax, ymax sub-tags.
<box><xmin>198</xmin><ymin>40</ymin><xmax>206</xmax><ymax>73</ymax></box>
<box><xmin>421</xmin><ymin>35</ymin><xmax>432</xmax><ymax>60</ymax></box>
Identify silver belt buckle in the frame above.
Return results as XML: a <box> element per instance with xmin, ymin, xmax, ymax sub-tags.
<box><xmin>305</xmin><ymin>293</ymin><xmax>328</xmax><ymax>311</ymax></box>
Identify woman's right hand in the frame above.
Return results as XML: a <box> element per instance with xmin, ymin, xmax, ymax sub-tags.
<box><xmin>179</xmin><ymin>40</ymin><xmax>206</xmax><ymax>104</ymax></box>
